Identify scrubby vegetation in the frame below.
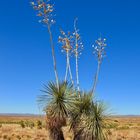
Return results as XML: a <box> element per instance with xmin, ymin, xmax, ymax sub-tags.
<box><xmin>20</xmin><ymin>121</ymin><xmax>25</xmax><ymax>128</ymax></box>
<box><xmin>1</xmin><ymin>116</ymin><xmax>140</xmax><ymax>139</ymax></box>
<box><xmin>36</xmin><ymin>120</ymin><xmax>42</xmax><ymax>129</ymax></box>
<box><xmin>0</xmin><ymin>124</ymin><xmax>2</xmax><ymax>128</ymax></box>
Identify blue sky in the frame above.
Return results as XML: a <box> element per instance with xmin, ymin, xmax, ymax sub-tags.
<box><xmin>0</xmin><ymin>0</ymin><xmax>140</xmax><ymax>115</ymax></box>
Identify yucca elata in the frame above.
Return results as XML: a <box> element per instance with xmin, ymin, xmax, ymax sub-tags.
<box><xmin>70</xmin><ymin>93</ymin><xmax>108</xmax><ymax>140</ymax></box>
<box><xmin>80</xmin><ymin>101</ymin><xmax>108</xmax><ymax>140</ymax></box>
<box><xmin>31</xmin><ymin>1</ymin><xmax>109</xmax><ymax>140</ymax></box>
<box><xmin>38</xmin><ymin>81</ymin><xmax>76</xmax><ymax>140</ymax></box>
<box><xmin>70</xmin><ymin>92</ymin><xmax>92</xmax><ymax>140</ymax></box>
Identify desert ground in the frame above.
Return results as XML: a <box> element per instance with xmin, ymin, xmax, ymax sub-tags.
<box><xmin>0</xmin><ymin>115</ymin><xmax>140</xmax><ymax>140</ymax></box>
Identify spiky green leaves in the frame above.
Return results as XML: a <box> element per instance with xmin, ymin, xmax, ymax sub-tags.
<box><xmin>80</xmin><ymin>101</ymin><xmax>108</xmax><ymax>140</ymax></box>
<box><xmin>39</xmin><ymin>81</ymin><xmax>76</xmax><ymax>118</ymax></box>
<box><xmin>69</xmin><ymin>92</ymin><xmax>93</xmax><ymax>133</ymax></box>
<box><xmin>70</xmin><ymin>92</ymin><xmax>109</xmax><ymax>140</ymax></box>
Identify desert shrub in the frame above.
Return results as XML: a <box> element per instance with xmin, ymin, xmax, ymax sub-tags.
<box><xmin>117</xmin><ymin>125</ymin><xmax>130</xmax><ymax>130</ymax></box>
<box><xmin>107</xmin><ymin>130</ymin><xmax>112</xmax><ymax>136</ymax></box>
<box><xmin>16</xmin><ymin>135</ymin><xmax>21</xmax><ymax>140</ymax></box>
<box><xmin>137</xmin><ymin>123</ymin><xmax>140</xmax><ymax>126</ymax></box>
<box><xmin>20</xmin><ymin>120</ymin><xmax>25</xmax><ymax>128</ymax></box>
<box><xmin>24</xmin><ymin>121</ymin><xmax>29</xmax><ymax>127</ymax></box>
<box><xmin>114</xmin><ymin>120</ymin><xmax>119</xmax><ymax>122</ymax></box>
<box><xmin>7</xmin><ymin>137</ymin><xmax>11</xmax><ymax>140</ymax></box>
<box><xmin>0</xmin><ymin>121</ymin><xmax>19</xmax><ymax>125</ymax></box>
<box><xmin>28</xmin><ymin>121</ymin><xmax>35</xmax><ymax>129</ymax></box>
<box><xmin>36</xmin><ymin>120</ymin><xmax>42</xmax><ymax>129</ymax></box>
<box><xmin>128</xmin><ymin>123</ymin><xmax>133</xmax><ymax>126</ymax></box>
<box><xmin>106</xmin><ymin>123</ymin><xmax>119</xmax><ymax>129</ymax></box>
<box><xmin>3</xmin><ymin>135</ymin><xmax>8</xmax><ymax>139</ymax></box>
<box><xmin>26</xmin><ymin>135</ymin><xmax>32</xmax><ymax>139</ymax></box>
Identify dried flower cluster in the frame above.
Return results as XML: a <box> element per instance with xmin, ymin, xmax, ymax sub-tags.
<box><xmin>92</xmin><ymin>37</ymin><xmax>107</xmax><ymax>63</ymax></box>
<box><xmin>58</xmin><ymin>30</ymin><xmax>74</xmax><ymax>84</ymax></box>
<box><xmin>31</xmin><ymin>0</ymin><xmax>55</xmax><ymax>25</ymax></box>
<box><xmin>58</xmin><ymin>30</ymin><xmax>74</xmax><ymax>54</ymax></box>
<box><xmin>73</xmin><ymin>21</ymin><xmax>84</xmax><ymax>58</ymax></box>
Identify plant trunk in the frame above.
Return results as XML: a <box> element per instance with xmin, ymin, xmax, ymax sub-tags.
<box><xmin>74</xmin><ymin>19</ymin><xmax>80</xmax><ymax>92</ymax></box>
<box><xmin>47</xmin><ymin>24</ymin><xmax>59</xmax><ymax>90</ymax></box>
<box><xmin>73</xmin><ymin>128</ymin><xmax>85</xmax><ymax>140</ymax></box>
<box><xmin>65</xmin><ymin>51</ymin><xmax>69</xmax><ymax>82</ymax></box>
<box><xmin>49</xmin><ymin>127</ymin><xmax>65</xmax><ymax>140</ymax></box>
<box><xmin>65</xmin><ymin>51</ymin><xmax>74</xmax><ymax>85</ymax></box>
<box><xmin>68</xmin><ymin>52</ymin><xmax>74</xmax><ymax>85</ymax></box>
<box><xmin>92</xmin><ymin>61</ymin><xmax>101</xmax><ymax>95</ymax></box>
<box><xmin>68</xmin><ymin>62</ymin><xmax>74</xmax><ymax>85</ymax></box>
<box><xmin>76</xmin><ymin>52</ymin><xmax>80</xmax><ymax>91</ymax></box>
<box><xmin>47</xmin><ymin>116</ymin><xmax>66</xmax><ymax>140</ymax></box>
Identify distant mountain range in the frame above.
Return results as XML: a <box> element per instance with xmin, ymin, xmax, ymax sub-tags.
<box><xmin>0</xmin><ymin>113</ymin><xmax>43</xmax><ymax>116</ymax></box>
<box><xmin>111</xmin><ymin>115</ymin><xmax>140</xmax><ymax>117</ymax></box>
<box><xmin>0</xmin><ymin>113</ymin><xmax>139</xmax><ymax>117</ymax></box>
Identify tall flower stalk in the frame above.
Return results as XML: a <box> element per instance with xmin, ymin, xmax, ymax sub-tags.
<box><xmin>73</xmin><ymin>19</ymin><xmax>83</xmax><ymax>91</ymax></box>
<box><xmin>92</xmin><ymin>37</ymin><xmax>107</xmax><ymax>95</ymax></box>
<box><xmin>31</xmin><ymin>0</ymin><xmax>59</xmax><ymax>89</ymax></box>
<box><xmin>59</xmin><ymin>30</ymin><xmax>74</xmax><ymax>85</ymax></box>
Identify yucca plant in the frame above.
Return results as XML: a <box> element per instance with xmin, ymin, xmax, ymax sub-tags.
<box><xmin>30</xmin><ymin>1</ymin><xmax>109</xmax><ymax>140</ymax></box>
<box><xmin>38</xmin><ymin>81</ymin><xmax>76</xmax><ymax>140</ymax></box>
<box><xmin>81</xmin><ymin>101</ymin><xmax>108</xmax><ymax>140</ymax></box>
<box><xmin>70</xmin><ymin>92</ymin><xmax>108</xmax><ymax>140</ymax></box>
<box><xmin>69</xmin><ymin>92</ymin><xmax>93</xmax><ymax>140</ymax></box>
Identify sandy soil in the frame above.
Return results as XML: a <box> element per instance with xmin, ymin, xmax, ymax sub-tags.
<box><xmin>0</xmin><ymin>115</ymin><xmax>140</xmax><ymax>140</ymax></box>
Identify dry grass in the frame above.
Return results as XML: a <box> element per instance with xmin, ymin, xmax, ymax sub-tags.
<box><xmin>0</xmin><ymin>115</ymin><xmax>140</xmax><ymax>140</ymax></box>
<box><xmin>107</xmin><ymin>117</ymin><xmax>140</xmax><ymax>140</ymax></box>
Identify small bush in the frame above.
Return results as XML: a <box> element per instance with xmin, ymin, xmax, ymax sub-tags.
<box><xmin>3</xmin><ymin>135</ymin><xmax>8</xmax><ymax>139</ymax></box>
<box><xmin>26</xmin><ymin>135</ymin><xmax>32</xmax><ymax>138</ymax></box>
<box><xmin>24</xmin><ymin>121</ymin><xmax>29</xmax><ymax>127</ymax></box>
<box><xmin>114</xmin><ymin>120</ymin><xmax>118</xmax><ymax>122</ymax></box>
<box><xmin>128</xmin><ymin>123</ymin><xmax>133</xmax><ymax>126</ymax></box>
<box><xmin>20</xmin><ymin>121</ymin><xmax>25</xmax><ymax>128</ymax></box>
<box><xmin>16</xmin><ymin>135</ymin><xmax>21</xmax><ymax>140</ymax></box>
<box><xmin>0</xmin><ymin>124</ymin><xmax>2</xmax><ymax>128</ymax></box>
<box><xmin>106</xmin><ymin>123</ymin><xmax>119</xmax><ymax>129</ymax></box>
<box><xmin>7</xmin><ymin>137</ymin><xmax>11</xmax><ymax>140</ymax></box>
<box><xmin>137</xmin><ymin>123</ymin><xmax>140</xmax><ymax>126</ymax></box>
<box><xmin>107</xmin><ymin>130</ymin><xmax>112</xmax><ymax>136</ymax></box>
<box><xmin>36</xmin><ymin>120</ymin><xmax>42</xmax><ymax>129</ymax></box>
<box><xmin>29</xmin><ymin>121</ymin><xmax>35</xmax><ymax>129</ymax></box>
<box><xmin>117</xmin><ymin>126</ymin><xmax>130</xmax><ymax>130</ymax></box>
